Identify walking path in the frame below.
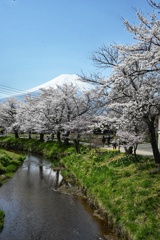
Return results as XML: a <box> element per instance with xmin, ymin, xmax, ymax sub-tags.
<box><xmin>136</xmin><ymin>143</ymin><xmax>153</xmax><ymax>156</ymax></box>
<box><xmin>82</xmin><ymin>141</ymin><xmax>154</xmax><ymax>157</ymax></box>
<box><xmin>103</xmin><ymin>143</ymin><xmax>153</xmax><ymax>157</ymax></box>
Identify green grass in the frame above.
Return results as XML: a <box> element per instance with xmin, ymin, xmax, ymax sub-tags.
<box><xmin>0</xmin><ymin>136</ymin><xmax>160</xmax><ymax>239</ymax></box>
<box><xmin>59</xmin><ymin>149</ymin><xmax>160</xmax><ymax>240</ymax></box>
<box><xmin>0</xmin><ymin>149</ymin><xmax>25</xmax><ymax>184</ymax></box>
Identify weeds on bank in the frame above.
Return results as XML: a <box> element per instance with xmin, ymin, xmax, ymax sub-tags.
<box><xmin>0</xmin><ymin>149</ymin><xmax>25</xmax><ymax>185</ymax></box>
<box><xmin>60</xmin><ymin>148</ymin><xmax>160</xmax><ymax>240</ymax></box>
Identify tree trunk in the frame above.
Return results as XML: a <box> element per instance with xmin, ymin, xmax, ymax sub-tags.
<box><xmin>133</xmin><ymin>144</ymin><xmax>137</xmax><ymax>156</ymax></box>
<box><xmin>63</xmin><ymin>131</ymin><xmax>70</xmax><ymax>145</ymax></box>
<box><xmin>29</xmin><ymin>132</ymin><xmax>31</xmax><ymax>139</ymax></box>
<box><xmin>73</xmin><ymin>133</ymin><xmax>81</xmax><ymax>153</ymax></box>
<box><xmin>73</xmin><ymin>139</ymin><xmax>80</xmax><ymax>153</ymax></box>
<box><xmin>148</xmin><ymin>119</ymin><xmax>160</xmax><ymax>164</ymax></box>
<box><xmin>133</xmin><ymin>143</ymin><xmax>139</xmax><ymax>161</ymax></box>
<box><xmin>57</xmin><ymin>131</ymin><xmax>61</xmax><ymax>145</ymax></box>
<box><xmin>14</xmin><ymin>130</ymin><xmax>19</xmax><ymax>138</ymax></box>
<box><xmin>40</xmin><ymin>133</ymin><xmax>44</xmax><ymax>142</ymax></box>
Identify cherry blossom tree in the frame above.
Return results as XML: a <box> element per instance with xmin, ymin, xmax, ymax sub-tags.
<box><xmin>17</xmin><ymin>83</ymin><xmax>92</xmax><ymax>151</ymax></box>
<box><xmin>82</xmin><ymin>5</ymin><xmax>160</xmax><ymax>163</ymax></box>
<box><xmin>0</xmin><ymin>98</ymin><xmax>21</xmax><ymax>138</ymax></box>
<box><xmin>38</xmin><ymin>83</ymin><xmax>92</xmax><ymax>148</ymax></box>
<box><xmin>23</xmin><ymin>93</ymin><xmax>54</xmax><ymax>142</ymax></box>
<box><xmin>17</xmin><ymin>94</ymin><xmax>41</xmax><ymax>139</ymax></box>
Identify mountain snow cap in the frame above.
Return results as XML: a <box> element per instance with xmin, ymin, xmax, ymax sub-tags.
<box><xmin>27</xmin><ymin>74</ymin><xmax>92</xmax><ymax>93</ymax></box>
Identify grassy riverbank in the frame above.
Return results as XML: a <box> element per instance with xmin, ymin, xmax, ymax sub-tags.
<box><xmin>60</xmin><ymin>149</ymin><xmax>160</xmax><ymax>240</ymax></box>
<box><xmin>0</xmin><ymin>136</ymin><xmax>159</xmax><ymax>239</ymax></box>
<box><xmin>0</xmin><ymin>148</ymin><xmax>25</xmax><ymax>231</ymax></box>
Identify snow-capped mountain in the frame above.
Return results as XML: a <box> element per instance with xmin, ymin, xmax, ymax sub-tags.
<box><xmin>26</xmin><ymin>74</ymin><xmax>92</xmax><ymax>93</ymax></box>
<box><xmin>0</xmin><ymin>74</ymin><xmax>93</xmax><ymax>101</ymax></box>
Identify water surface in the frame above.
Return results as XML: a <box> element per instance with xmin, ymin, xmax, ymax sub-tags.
<box><xmin>0</xmin><ymin>154</ymin><xmax>113</xmax><ymax>240</ymax></box>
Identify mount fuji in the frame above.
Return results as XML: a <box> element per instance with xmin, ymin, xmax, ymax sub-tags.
<box><xmin>26</xmin><ymin>74</ymin><xmax>92</xmax><ymax>93</ymax></box>
<box><xmin>0</xmin><ymin>74</ymin><xmax>93</xmax><ymax>101</ymax></box>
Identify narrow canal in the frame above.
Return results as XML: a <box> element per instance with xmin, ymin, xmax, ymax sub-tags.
<box><xmin>0</xmin><ymin>153</ymin><xmax>114</xmax><ymax>240</ymax></box>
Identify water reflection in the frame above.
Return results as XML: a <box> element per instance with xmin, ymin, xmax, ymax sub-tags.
<box><xmin>38</xmin><ymin>164</ymin><xmax>63</xmax><ymax>189</ymax></box>
<box><xmin>39</xmin><ymin>164</ymin><xmax>43</xmax><ymax>179</ymax></box>
<box><xmin>24</xmin><ymin>154</ymin><xmax>63</xmax><ymax>190</ymax></box>
<box><xmin>0</xmin><ymin>153</ymin><xmax>113</xmax><ymax>240</ymax></box>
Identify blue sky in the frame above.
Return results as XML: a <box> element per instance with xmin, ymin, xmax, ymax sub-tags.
<box><xmin>0</xmin><ymin>0</ymin><xmax>153</xmax><ymax>97</ymax></box>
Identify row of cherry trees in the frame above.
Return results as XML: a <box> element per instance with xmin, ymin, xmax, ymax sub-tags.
<box><xmin>82</xmin><ymin>1</ymin><xmax>160</xmax><ymax>163</ymax></box>
<box><xmin>0</xmin><ymin>83</ymin><xmax>94</xmax><ymax>152</ymax></box>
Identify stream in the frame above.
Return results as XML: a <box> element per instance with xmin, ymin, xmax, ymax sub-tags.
<box><xmin>0</xmin><ymin>153</ymin><xmax>114</xmax><ymax>240</ymax></box>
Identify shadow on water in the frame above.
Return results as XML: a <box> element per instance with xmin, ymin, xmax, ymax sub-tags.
<box><xmin>0</xmin><ymin>153</ymin><xmax>116</xmax><ymax>240</ymax></box>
